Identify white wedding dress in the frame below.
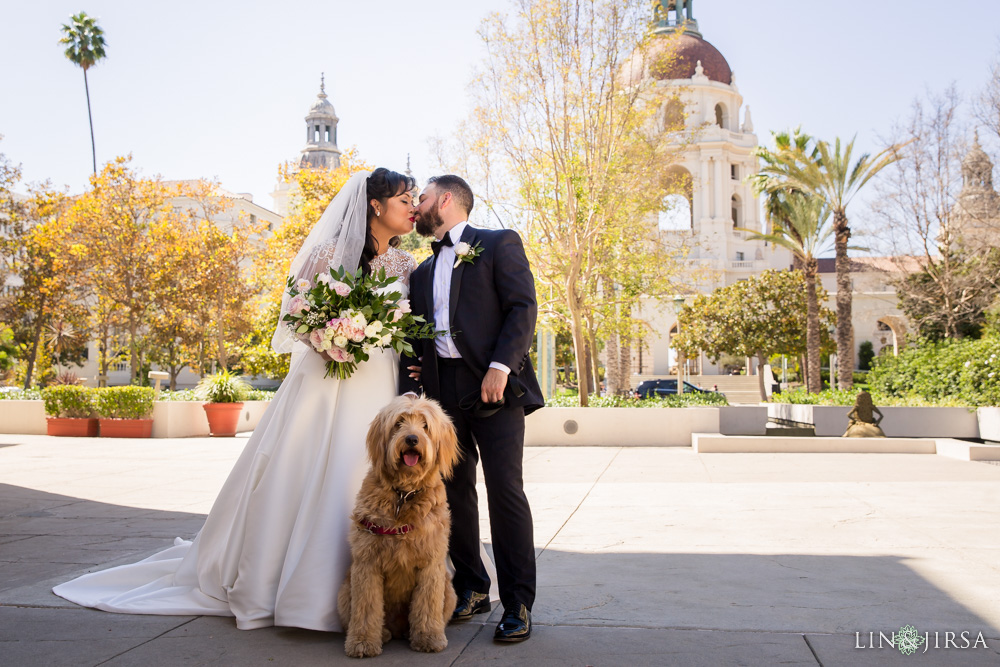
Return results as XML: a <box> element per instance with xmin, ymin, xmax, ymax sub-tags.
<box><xmin>53</xmin><ymin>247</ymin><xmax>495</xmax><ymax>632</ymax></box>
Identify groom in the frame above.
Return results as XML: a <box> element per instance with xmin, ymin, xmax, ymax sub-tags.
<box><xmin>399</xmin><ymin>174</ymin><xmax>543</xmax><ymax>643</ymax></box>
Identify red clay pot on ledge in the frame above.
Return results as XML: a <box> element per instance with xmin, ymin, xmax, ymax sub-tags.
<box><xmin>203</xmin><ymin>403</ymin><xmax>244</xmax><ymax>437</ymax></box>
<box><xmin>99</xmin><ymin>418</ymin><xmax>153</xmax><ymax>438</ymax></box>
<box><xmin>46</xmin><ymin>417</ymin><xmax>99</xmax><ymax>437</ymax></box>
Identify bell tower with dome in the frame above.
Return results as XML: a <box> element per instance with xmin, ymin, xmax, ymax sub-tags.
<box><xmin>271</xmin><ymin>75</ymin><xmax>342</xmax><ymax>217</ymax></box>
<box><xmin>950</xmin><ymin>131</ymin><xmax>1000</xmax><ymax>250</ymax></box>
<box><xmin>300</xmin><ymin>74</ymin><xmax>341</xmax><ymax>170</ymax></box>
<box><xmin>648</xmin><ymin>0</ymin><xmax>787</xmax><ymax>288</ymax></box>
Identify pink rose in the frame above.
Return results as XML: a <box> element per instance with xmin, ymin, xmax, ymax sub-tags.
<box><xmin>332</xmin><ymin>281</ymin><xmax>351</xmax><ymax>297</ymax></box>
<box><xmin>309</xmin><ymin>329</ymin><xmax>325</xmax><ymax>350</ymax></box>
<box><xmin>329</xmin><ymin>346</ymin><xmax>354</xmax><ymax>363</ymax></box>
<box><xmin>288</xmin><ymin>295</ymin><xmax>309</xmax><ymax>315</ymax></box>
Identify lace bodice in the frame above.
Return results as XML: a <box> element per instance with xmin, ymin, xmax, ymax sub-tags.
<box><xmin>305</xmin><ymin>241</ymin><xmax>415</xmax><ymax>286</ymax></box>
<box><xmin>369</xmin><ymin>246</ymin><xmax>417</xmax><ymax>286</ymax></box>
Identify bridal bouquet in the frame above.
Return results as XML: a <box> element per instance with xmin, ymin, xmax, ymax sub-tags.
<box><xmin>284</xmin><ymin>267</ymin><xmax>437</xmax><ymax>379</ymax></box>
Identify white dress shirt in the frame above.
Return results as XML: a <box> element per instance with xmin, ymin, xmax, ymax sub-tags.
<box><xmin>432</xmin><ymin>221</ymin><xmax>510</xmax><ymax>375</ymax></box>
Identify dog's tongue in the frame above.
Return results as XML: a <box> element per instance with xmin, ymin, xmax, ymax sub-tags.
<box><xmin>403</xmin><ymin>452</ymin><xmax>420</xmax><ymax>467</ymax></box>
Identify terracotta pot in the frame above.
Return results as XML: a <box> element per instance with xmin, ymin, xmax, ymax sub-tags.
<box><xmin>203</xmin><ymin>402</ymin><xmax>244</xmax><ymax>437</ymax></box>
<box><xmin>99</xmin><ymin>418</ymin><xmax>153</xmax><ymax>438</ymax></box>
<box><xmin>46</xmin><ymin>417</ymin><xmax>99</xmax><ymax>437</ymax></box>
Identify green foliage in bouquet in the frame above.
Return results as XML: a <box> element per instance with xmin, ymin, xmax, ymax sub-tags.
<box><xmin>194</xmin><ymin>369</ymin><xmax>252</xmax><ymax>404</ymax></box>
<box><xmin>284</xmin><ymin>266</ymin><xmax>440</xmax><ymax>379</ymax></box>
<box><xmin>41</xmin><ymin>385</ymin><xmax>96</xmax><ymax>418</ymax></box>
<box><xmin>95</xmin><ymin>386</ymin><xmax>155</xmax><ymax>419</ymax></box>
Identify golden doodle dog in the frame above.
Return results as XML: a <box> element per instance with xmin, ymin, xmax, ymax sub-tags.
<box><xmin>338</xmin><ymin>395</ymin><xmax>460</xmax><ymax>658</ymax></box>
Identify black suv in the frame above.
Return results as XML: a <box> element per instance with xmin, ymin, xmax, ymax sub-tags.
<box><xmin>634</xmin><ymin>379</ymin><xmax>719</xmax><ymax>398</ymax></box>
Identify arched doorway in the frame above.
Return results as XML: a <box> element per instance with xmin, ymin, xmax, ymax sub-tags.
<box><xmin>875</xmin><ymin>317</ymin><xmax>907</xmax><ymax>356</ymax></box>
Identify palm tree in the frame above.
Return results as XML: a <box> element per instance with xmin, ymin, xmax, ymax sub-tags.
<box><xmin>741</xmin><ymin>188</ymin><xmax>832</xmax><ymax>393</ymax></box>
<box><xmin>59</xmin><ymin>12</ymin><xmax>107</xmax><ymax>175</ymax></box>
<box><xmin>754</xmin><ymin>130</ymin><xmax>900</xmax><ymax>390</ymax></box>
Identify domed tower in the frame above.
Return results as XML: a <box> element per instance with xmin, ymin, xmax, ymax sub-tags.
<box><xmin>272</xmin><ymin>75</ymin><xmax>343</xmax><ymax>217</ymax></box>
<box><xmin>300</xmin><ymin>74</ymin><xmax>341</xmax><ymax>170</ymax></box>
<box><xmin>647</xmin><ymin>0</ymin><xmax>783</xmax><ymax>285</ymax></box>
<box><xmin>950</xmin><ymin>132</ymin><xmax>1000</xmax><ymax>250</ymax></box>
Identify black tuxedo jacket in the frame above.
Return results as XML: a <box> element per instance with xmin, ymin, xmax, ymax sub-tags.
<box><xmin>399</xmin><ymin>225</ymin><xmax>543</xmax><ymax>415</ymax></box>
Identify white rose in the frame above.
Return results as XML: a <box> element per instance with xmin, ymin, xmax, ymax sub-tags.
<box><xmin>370</xmin><ymin>320</ymin><xmax>384</xmax><ymax>333</ymax></box>
<box><xmin>296</xmin><ymin>278</ymin><xmax>312</xmax><ymax>291</ymax></box>
<box><xmin>454</xmin><ymin>241</ymin><xmax>471</xmax><ymax>257</ymax></box>
<box><xmin>320</xmin><ymin>339</ymin><xmax>333</xmax><ymax>351</ymax></box>
<box><xmin>334</xmin><ymin>335</ymin><xmax>348</xmax><ymax>347</ymax></box>
<box><xmin>316</xmin><ymin>273</ymin><xmax>332</xmax><ymax>285</ymax></box>
<box><xmin>364</xmin><ymin>324</ymin><xmax>379</xmax><ymax>338</ymax></box>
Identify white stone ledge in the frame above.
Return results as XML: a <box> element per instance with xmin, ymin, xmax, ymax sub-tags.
<box><xmin>692</xmin><ymin>433</ymin><xmax>937</xmax><ymax>454</ymax></box>
<box><xmin>0</xmin><ymin>400</ymin><xmax>270</xmax><ymax>438</ymax></box>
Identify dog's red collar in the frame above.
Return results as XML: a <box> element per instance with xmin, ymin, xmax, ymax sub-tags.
<box><xmin>360</xmin><ymin>519</ymin><xmax>413</xmax><ymax>536</ymax></box>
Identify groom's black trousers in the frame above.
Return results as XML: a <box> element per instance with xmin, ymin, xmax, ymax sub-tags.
<box><xmin>438</xmin><ymin>359</ymin><xmax>536</xmax><ymax>611</ymax></box>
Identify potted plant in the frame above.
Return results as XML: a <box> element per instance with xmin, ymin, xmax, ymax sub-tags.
<box><xmin>95</xmin><ymin>386</ymin><xmax>155</xmax><ymax>437</ymax></box>
<box><xmin>42</xmin><ymin>385</ymin><xmax>98</xmax><ymax>436</ymax></box>
<box><xmin>195</xmin><ymin>370</ymin><xmax>251</xmax><ymax>437</ymax></box>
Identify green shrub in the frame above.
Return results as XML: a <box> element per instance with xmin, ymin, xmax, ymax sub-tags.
<box><xmin>867</xmin><ymin>336</ymin><xmax>1000</xmax><ymax>407</ymax></box>
<box><xmin>773</xmin><ymin>387</ymin><xmax>973</xmax><ymax>407</ymax></box>
<box><xmin>158</xmin><ymin>387</ymin><xmax>274</xmax><ymax>402</ymax></box>
<box><xmin>41</xmin><ymin>385</ymin><xmax>96</xmax><ymax>418</ymax></box>
<box><xmin>546</xmin><ymin>392</ymin><xmax>728</xmax><ymax>408</ymax></box>
<box><xmin>95</xmin><ymin>386</ymin><xmax>155</xmax><ymax>419</ymax></box>
<box><xmin>193</xmin><ymin>370</ymin><xmax>252</xmax><ymax>403</ymax></box>
<box><xmin>0</xmin><ymin>388</ymin><xmax>42</xmax><ymax>400</ymax></box>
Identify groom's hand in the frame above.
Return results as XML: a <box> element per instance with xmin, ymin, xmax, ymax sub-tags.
<box><xmin>481</xmin><ymin>368</ymin><xmax>508</xmax><ymax>404</ymax></box>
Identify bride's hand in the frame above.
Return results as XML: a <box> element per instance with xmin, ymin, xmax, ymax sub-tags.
<box><xmin>408</xmin><ymin>356</ymin><xmax>422</xmax><ymax>382</ymax></box>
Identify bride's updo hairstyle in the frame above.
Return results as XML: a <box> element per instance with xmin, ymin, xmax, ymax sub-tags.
<box><xmin>362</xmin><ymin>167</ymin><xmax>416</xmax><ymax>275</ymax></box>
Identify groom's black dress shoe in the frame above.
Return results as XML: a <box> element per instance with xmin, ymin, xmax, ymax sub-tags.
<box><xmin>451</xmin><ymin>590</ymin><xmax>491</xmax><ymax>623</ymax></box>
<box><xmin>493</xmin><ymin>603</ymin><xmax>531</xmax><ymax>642</ymax></box>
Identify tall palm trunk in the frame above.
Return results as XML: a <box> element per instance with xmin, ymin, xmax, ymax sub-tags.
<box><xmin>833</xmin><ymin>210</ymin><xmax>854</xmax><ymax>389</ymax></box>
<box><xmin>804</xmin><ymin>258</ymin><xmax>822</xmax><ymax>393</ymax></box>
<box><xmin>83</xmin><ymin>67</ymin><xmax>96</xmax><ymax>175</ymax></box>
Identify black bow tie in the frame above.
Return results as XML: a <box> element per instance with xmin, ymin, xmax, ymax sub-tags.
<box><xmin>431</xmin><ymin>235</ymin><xmax>454</xmax><ymax>255</ymax></box>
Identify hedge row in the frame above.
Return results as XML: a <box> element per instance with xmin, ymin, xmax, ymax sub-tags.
<box><xmin>867</xmin><ymin>335</ymin><xmax>1000</xmax><ymax>407</ymax></box>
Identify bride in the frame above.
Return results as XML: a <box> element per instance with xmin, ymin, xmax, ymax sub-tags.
<box><xmin>54</xmin><ymin>168</ymin><xmax>494</xmax><ymax>632</ymax></box>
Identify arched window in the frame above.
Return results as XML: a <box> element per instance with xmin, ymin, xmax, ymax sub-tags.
<box><xmin>714</xmin><ymin>103</ymin><xmax>727</xmax><ymax>129</ymax></box>
<box><xmin>663</xmin><ymin>97</ymin><xmax>685</xmax><ymax>132</ymax></box>
<box><xmin>661</xmin><ymin>165</ymin><xmax>694</xmax><ymax>230</ymax></box>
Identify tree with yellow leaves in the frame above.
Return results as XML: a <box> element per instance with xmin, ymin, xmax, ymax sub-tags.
<box><xmin>458</xmin><ymin>0</ymin><xmax>689</xmax><ymax>405</ymax></box>
<box><xmin>2</xmin><ymin>183</ymin><xmax>87</xmax><ymax>388</ymax></box>
<box><xmin>68</xmin><ymin>156</ymin><xmax>185</xmax><ymax>384</ymax></box>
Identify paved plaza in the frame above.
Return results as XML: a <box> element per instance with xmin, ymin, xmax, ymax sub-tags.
<box><xmin>1</xmin><ymin>433</ymin><xmax>999</xmax><ymax>665</ymax></box>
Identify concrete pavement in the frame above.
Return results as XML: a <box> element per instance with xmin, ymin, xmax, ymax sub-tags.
<box><xmin>1</xmin><ymin>433</ymin><xmax>1000</xmax><ymax>665</ymax></box>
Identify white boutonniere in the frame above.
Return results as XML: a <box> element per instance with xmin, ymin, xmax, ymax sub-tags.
<box><xmin>453</xmin><ymin>241</ymin><xmax>484</xmax><ymax>268</ymax></box>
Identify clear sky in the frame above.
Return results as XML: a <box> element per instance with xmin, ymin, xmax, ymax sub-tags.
<box><xmin>2</xmin><ymin>0</ymin><xmax>999</xmax><ymax>219</ymax></box>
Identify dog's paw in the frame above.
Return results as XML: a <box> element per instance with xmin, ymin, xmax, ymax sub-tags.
<box><xmin>345</xmin><ymin>637</ymin><xmax>383</xmax><ymax>658</ymax></box>
<box><xmin>410</xmin><ymin>632</ymin><xmax>448</xmax><ymax>653</ymax></box>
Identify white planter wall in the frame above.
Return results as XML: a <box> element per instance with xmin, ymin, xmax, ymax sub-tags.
<box><xmin>979</xmin><ymin>408</ymin><xmax>1000</xmax><ymax>442</ymax></box>
<box><xmin>525</xmin><ymin>407</ymin><xmax>720</xmax><ymax>447</ymax></box>
<box><xmin>768</xmin><ymin>404</ymin><xmax>980</xmax><ymax>438</ymax></box>
<box><xmin>0</xmin><ymin>400</ymin><xmax>47</xmax><ymax>435</ymax></box>
<box><xmin>1</xmin><ymin>400</ymin><xmax>270</xmax><ymax>437</ymax></box>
